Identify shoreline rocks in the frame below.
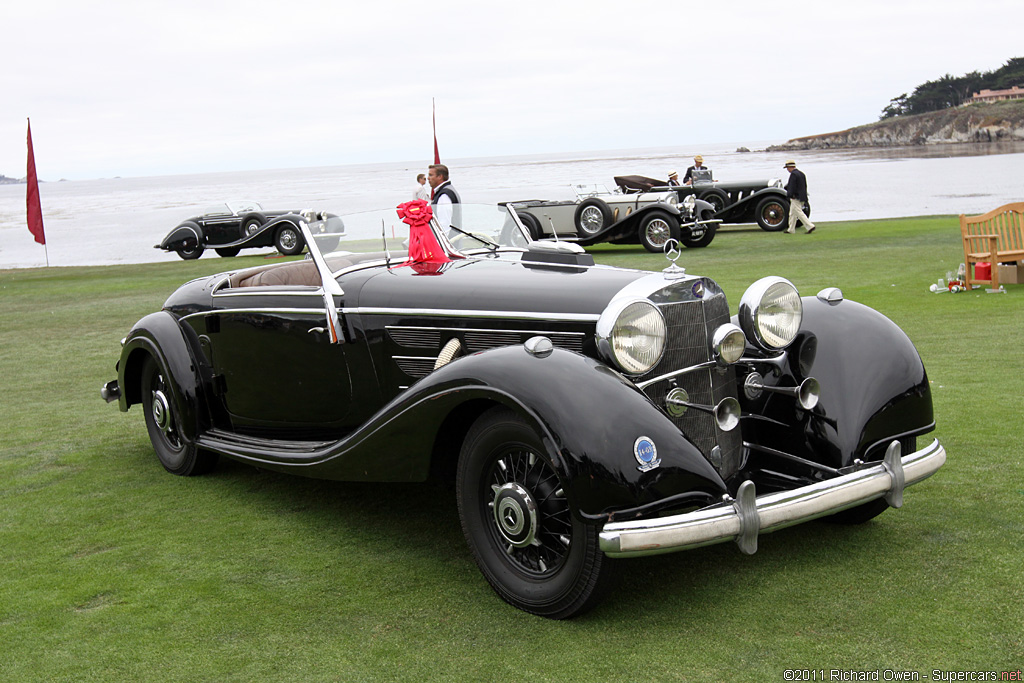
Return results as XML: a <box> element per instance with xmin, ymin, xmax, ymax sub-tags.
<box><xmin>767</xmin><ymin>101</ymin><xmax>1024</xmax><ymax>151</ymax></box>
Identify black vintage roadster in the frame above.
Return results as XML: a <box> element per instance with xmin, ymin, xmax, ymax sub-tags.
<box><xmin>156</xmin><ymin>200</ymin><xmax>337</xmax><ymax>260</ymax></box>
<box><xmin>103</xmin><ymin>203</ymin><xmax>944</xmax><ymax>618</ymax></box>
<box><xmin>615</xmin><ymin>175</ymin><xmax>801</xmax><ymax>232</ymax></box>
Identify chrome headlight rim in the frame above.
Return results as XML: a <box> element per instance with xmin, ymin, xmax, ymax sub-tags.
<box><xmin>738</xmin><ymin>276</ymin><xmax>803</xmax><ymax>352</ymax></box>
<box><xmin>596</xmin><ymin>298</ymin><xmax>667</xmax><ymax>376</ymax></box>
<box><xmin>711</xmin><ymin>323</ymin><xmax>746</xmax><ymax>365</ymax></box>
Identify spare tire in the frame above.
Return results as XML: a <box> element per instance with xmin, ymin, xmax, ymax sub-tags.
<box><xmin>517</xmin><ymin>211</ymin><xmax>543</xmax><ymax>240</ymax></box>
<box><xmin>574</xmin><ymin>198</ymin><xmax>613</xmax><ymax>236</ymax></box>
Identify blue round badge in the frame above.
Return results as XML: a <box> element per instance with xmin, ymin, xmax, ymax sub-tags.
<box><xmin>634</xmin><ymin>436</ymin><xmax>661</xmax><ymax>472</ymax></box>
<box><xmin>692</xmin><ymin>280</ymin><xmax>706</xmax><ymax>299</ymax></box>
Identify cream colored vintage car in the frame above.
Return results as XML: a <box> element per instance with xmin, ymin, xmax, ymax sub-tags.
<box><xmin>510</xmin><ymin>183</ymin><xmax>718</xmax><ymax>251</ymax></box>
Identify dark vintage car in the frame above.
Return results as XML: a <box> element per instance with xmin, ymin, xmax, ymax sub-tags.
<box><xmin>103</xmin><ymin>203</ymin><xmax>945</xmax><ymax>618</ymax></box>
<box><xmin>157</xmin><ymin>200</ymin><xmax>338</xmax><ymax>260</ymax></box>
<box><xmin>615</xmin><ymin>175</ymin><xmax>804</xmax><ymax>232</ymax></box>
<box><xmin>510</xmin><ymin>184</ymin><xmax>719</xmax><ymax>251</ymax></box>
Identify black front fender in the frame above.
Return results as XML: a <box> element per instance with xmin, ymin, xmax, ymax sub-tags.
<box><xmin>714</xmin><ymin>188</ymin><xmax>787</xmax><ymax>222</ymax></box>
<box><xmin>278</xmin><ymin>344</ymin><xmax>728</xmax><ymax>520</ymax></box>
<box><xmin>578</xmin><ymin>204</ymin><xmax>683</xmax><ymax>246</ymax></box>
<box><xmin>740</xmin><ymin>296</ymin><xmax>934</xmax><ymax>470</ymax></box>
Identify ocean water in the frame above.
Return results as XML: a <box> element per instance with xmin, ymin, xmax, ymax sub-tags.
<box><xmin>2</xmin><ymin>141</ymin><xmax>1023</xmax><ymax>269</ymax></box>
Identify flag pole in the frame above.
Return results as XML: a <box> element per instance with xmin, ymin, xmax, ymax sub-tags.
<box><xmin>432</xmin><ymin>98</ymin><xmax>440</xmax><ymax>164</ymax></box>
<box><xmin>26</xmin><ymin>118</ymin><xmax>49</xmax><ymax>267</ymax></box>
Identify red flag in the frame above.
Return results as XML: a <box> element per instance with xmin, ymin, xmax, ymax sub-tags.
<box><xmin>26</xmin><ymin>119</ymin><xmax>46</xmax><ymax>245</ymax></box>
<box><xmin>432</xmin><ymin>98</ymin><xmax>440</xmax><ymax>164</ymax></box>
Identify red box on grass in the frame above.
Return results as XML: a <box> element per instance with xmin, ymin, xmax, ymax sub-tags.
<box><xmin>975</xmin><ymin>262</ymin><xmax>991</xmax><ymax>280</ymax></box>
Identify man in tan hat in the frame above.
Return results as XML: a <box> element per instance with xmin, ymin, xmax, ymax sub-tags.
<box><xmin>783</xmin><ymin>160</ymin><xmax>815</xmax><ymax>234</ymax></box>
<box><xmin>667</xmin><ymin>170</ymin><xmax>680</xmax><ymax>186</ymax></box>
<box><xmin>683</xmin><ymin>155</ymin><xmax>711</xmax><ymax>185</ymax></box>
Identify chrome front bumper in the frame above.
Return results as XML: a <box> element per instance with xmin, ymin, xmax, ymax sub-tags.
<box><xmin>599</xmin><ymin>438</ymin><xmax>945</xmax><ymax>557</ymax></box>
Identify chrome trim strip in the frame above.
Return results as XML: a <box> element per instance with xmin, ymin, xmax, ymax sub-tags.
<box><xmin>635</xmin><ymin>360</ymin><xmax>717</xmax><ymax>390</ymax></box>
<box><xmin>179</xmin><ymin>307</ymin><xmax>325</xmax><ymax>322</ymax></box>
<box><xmin>214</xmin><ymin>289</ymin><xmax>321</xmax><ymax>298</ymax></box>
<box><xmin>386</xmin><ymin>324</ymin><xmax>586</xmax><ymax>338</ymax></box>
<box><xmin>599</xmin><ymin>438</ymin><xmax>945</xmax><ymax>557</ymax></box>
<box><xmin>346</xmin><ymin>307</ymin><xmax>600</xmax><ymax>322</ymax></box>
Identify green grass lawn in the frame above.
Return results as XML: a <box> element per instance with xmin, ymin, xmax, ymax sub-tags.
<box><xmin>1</xmin><ymin>217</ymin><xmax>1021</xmax><ymax>681</ymax></box>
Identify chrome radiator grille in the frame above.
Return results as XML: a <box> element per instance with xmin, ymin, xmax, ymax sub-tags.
<box><xmin>637</xmin><ymin>289</ymin><xmax>743</xmax><ymax>477</ymax></box>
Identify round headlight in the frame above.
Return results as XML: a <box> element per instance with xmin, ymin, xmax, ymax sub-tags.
<box><xmin>663</xmin><ymin>193</ymin><xmax>678</xmax><ymax>207</ymax></box>
<box><xmin>597</xmin><ymin>300</ymin><xmax>666</xmax><ymax>375</ymax></box>
<box><xmin>712</xmin><ymin>323</ymin><xmax>746</xmax><ymax>365</ymax></box>
<box><xmin>683</xmin><ymin>194</ymin><xmax>696</xmax><ymax>210</ymax></box>
<box><xmin>738</xmin><ymin>277</ymin><xmax>802</xmax><ymax>351</ymax></box>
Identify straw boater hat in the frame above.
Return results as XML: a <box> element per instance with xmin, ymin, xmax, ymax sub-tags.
<box><xmin>783</xmin><ymin>160</ymin><xmax>797</xmax><ymax>168</ymax></box>
<box><xmin>694</xmin><ymin>155</ymin><xmax>704</xmax><ymax>163</ymax></box>
<box><xmin>668</xmin><ymin>170</ymin><xmax>678</xmax><ymax>178</ymax></box>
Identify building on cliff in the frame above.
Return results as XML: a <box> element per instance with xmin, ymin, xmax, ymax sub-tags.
<box><xmin>970</xmin><ymin>86</ymin><xmax>1024</xmax><ymax>104</ymax></box>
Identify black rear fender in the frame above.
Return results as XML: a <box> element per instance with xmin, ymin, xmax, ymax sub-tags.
<box><xmin>117</xmin><ymin>311</ymin><xmax>206</xmax><ymax>442</ymax></box>
<box><xmin>159</xmin><ymin>222</ymin><xmax>203</xmax><ymax>250</ymax></box>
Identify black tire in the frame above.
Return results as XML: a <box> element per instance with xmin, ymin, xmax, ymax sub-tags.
<box><xmin>242</xmin><ymin>218</ymin><xmax>262</xmax><ymax>237</ymax></box>
<box><xmin>517</xmin><ymin>211</ymin><xmax>543</xmax><ymax>241</ymax></box>
<box><xmin>699</xmin><ymin>189</ymin><xmax>729</xmax><ymax>214</ymax></box>
<box><xmin>215</xmin><ymin>247</ymin><xmax>241</xmax><ymax>257</ymax></box>
<box><xmin>826</xmin><ymin>498</ymin><xmax>890</xmax><ymax>525</ymax></box>
<box><xmin>140</xmin><ymin>356</ymin><xmax>217</xmax><ymax>476</ymax></box>
<box><xmin>574</xmin><ymin>198</ymin><xmax>613</xmax><ymax>236</ymax></box>
<box><xmin>456</xmin><ymin>407</ymin><xmax>609</xmax><ymax>619</ymax></box>
<box><xmin>274</xmin><ymin>223</ymin><xmax>305</xmax><ymax>255</ymax></box>
<box><xmin>755</xmin><ymin>196</ymin><xmax>789</xmax><ymax>232</ymax></box>
<box><xmin>175</xmin><ymin>240</ymin><xmax>204</xmax><ymax>260</ymax></box>
<box><xmin>681</xmin><ymin>223</ymin><xmax>717</xmax><ymax>248</ymax></box>
<box><xmin>638</xmin><ymin>210</ymin><xmax>680</xmax><ymax>253</ymax></box>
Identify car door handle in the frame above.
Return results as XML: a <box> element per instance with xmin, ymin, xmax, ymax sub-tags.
<box><xmin>308</xmin><ymin>327</ymin><xmax>326</xmax><ymax>335</ymax></box>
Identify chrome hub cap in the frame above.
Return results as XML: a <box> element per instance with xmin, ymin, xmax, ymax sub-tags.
<box><xmin>647</xmin><ymin>218</ymin><xmax>671</xmax><ymax>246</ymax></box>
<box><xmin>486</xmin><ymin>450</ymin><xmax>573</xmax><ymax>576</ymax></box>
<box><xmin>580</xmin><ymin>207</ymin><xmax>603</xmax><ymax>233</ymax></box>
<box><xmin>151</xmin><ymin>390</ymin><xmax>171</xmax><ymax>432</ymax></box>
<box><xmin>279</xmin><ymin>230</ymin><xmax>298</xmax><ymax>250</ymax></box>
<box><xmin>492</xmin><ymin>483</ymin><xmax>538</xmax><ymax>548</ymax></box>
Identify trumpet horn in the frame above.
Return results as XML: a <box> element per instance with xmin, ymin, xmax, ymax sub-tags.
<box><xmin>743</xmin><ymin>373</ymin><xmax>820</xmax><ymax>410</ymax></box>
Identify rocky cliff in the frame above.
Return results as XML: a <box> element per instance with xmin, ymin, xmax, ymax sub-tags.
<box><xmin>767</xmin><ymin>100</ymin><xmax>1024</xmax><ymax>151</ymax></box>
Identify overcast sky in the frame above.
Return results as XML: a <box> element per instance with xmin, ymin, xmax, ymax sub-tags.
<box><xmin>3</xmin><ymin>0</ymin><xmax>1021</xmax><ymax>181</ymax></box>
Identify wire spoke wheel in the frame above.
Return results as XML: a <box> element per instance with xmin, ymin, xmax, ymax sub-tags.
<box><xmin>486</xmin><ymin>447</ymin><xmax>573</xmax><ymax>577</ymax></box>
<box><xmin>457</xmin><ymin>407</ymin><xmax>608</xmax><ymax>618</ymax></box>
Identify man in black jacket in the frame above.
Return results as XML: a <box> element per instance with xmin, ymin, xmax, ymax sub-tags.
<box><xmin>784</xmin><ymin>160</ymin><xmax>816</xmax><ymax>234</ymax></box>
<box><xmin>428</xmin><ymin>164</ymin><xmax>461</xmax><ymax>232</ymax></box>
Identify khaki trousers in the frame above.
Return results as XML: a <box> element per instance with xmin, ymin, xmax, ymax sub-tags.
<box><xmin>788</xmin><ymin>198</ymin><xmax>815</xmax><ymax>232</ymax></box>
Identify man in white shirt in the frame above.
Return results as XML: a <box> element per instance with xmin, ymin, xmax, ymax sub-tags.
<box><xmin>412</xmin><ymin>173</ymin><xmax>430</xmax><ymax>201</ymax></box>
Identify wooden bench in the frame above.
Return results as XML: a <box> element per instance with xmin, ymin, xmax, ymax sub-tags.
<box><xmin>960</xmin><ymin>202</ymin><xmax>1024</xmax><ymax>290</ymax></box>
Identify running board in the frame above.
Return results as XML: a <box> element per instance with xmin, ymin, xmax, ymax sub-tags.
<box><xmin>198</xmin><ymin>428</ymin><xmax>336</xmax><ymax>464</ymax></box>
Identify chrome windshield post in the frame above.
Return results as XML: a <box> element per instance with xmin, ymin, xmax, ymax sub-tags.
<box><xmin>301</xmin><ymin>221</ymin><xmax>345</xmax><ymax>343</ymax></box>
